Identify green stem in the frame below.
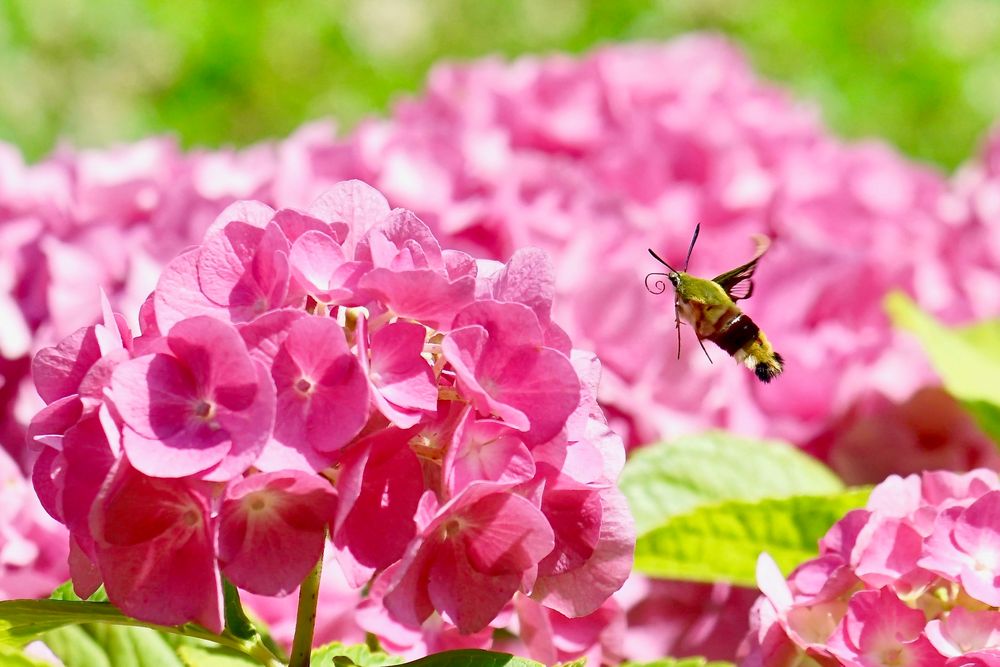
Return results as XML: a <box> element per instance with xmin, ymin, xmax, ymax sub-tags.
<box><xmin>288</xmin><ymin>553</ymin><xmax>324</xmax><ymax>667</ymax></box>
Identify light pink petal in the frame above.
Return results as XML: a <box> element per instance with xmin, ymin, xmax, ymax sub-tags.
<box><xmin>459</xmin><ymin>491</ymin><xmax>555</xmax><ymax>575</ymax></box>
<box><xmin>308</xmin><ymin>180</ymin><xmax>390</xmax><ymax>255</ymax></box>
<box><xmin>289</xmin><ymin>229</ymin><xmax>347</xmax><ymax>295</ymax></box>
<box><xmin>203</xmin><ymin>199</ymin><xmax>276</xmax><ymax>238</ymax></box>
<box><xmin>359</xmin><ymin>268</ymin><xmax>475</xmax><ymax>329</ymax></box>
<box><xmin>154</xmin><ymin>249</ymin><xmax>227</xmax><ymax>332</ymax></box>
<box><xmin>489</xmin><ymin>247</ymin><xmax>555</xmax><ymax>326</ymax></box>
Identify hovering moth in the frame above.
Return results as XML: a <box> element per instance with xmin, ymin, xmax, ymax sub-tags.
<box><xmin>646</xmin><ymin>225</ymin><xmax>784</xmax><ymax>382</ymax></box>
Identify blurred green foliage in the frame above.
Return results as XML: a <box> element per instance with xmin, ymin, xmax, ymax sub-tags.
<box><xmin>1</xmin><ymin>0</ymin><xmax>998</xmax><ymax>168</ymax></box>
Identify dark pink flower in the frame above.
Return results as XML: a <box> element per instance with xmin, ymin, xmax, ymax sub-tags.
<box><xmin>90</xmin><ymin>462</ymin><xmax>223</xmax><ymax>632</ymax></box>
<box><xmin>218</xmin><ymin>470</ymin><xmax>336</xmax><ymax>596</ymax></box>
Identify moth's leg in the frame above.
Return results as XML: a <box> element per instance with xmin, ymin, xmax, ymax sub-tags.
<box><xmin>696</xmin><ymin>336</ymin><xmax>713</xmax><ymax>364</ymax></box>
<box><xmin>674</xmin><ymin>304</ymin><xmax>682</xmax><ymax>360</ymax></box>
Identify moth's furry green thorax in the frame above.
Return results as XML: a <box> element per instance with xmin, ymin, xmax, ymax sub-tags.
<box><xmin>674</xmin><ymin>272</ymin><xmax>734</xmax><ymax>306</ymax></box>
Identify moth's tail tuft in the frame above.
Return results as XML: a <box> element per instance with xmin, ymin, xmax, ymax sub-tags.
<box><xmin>753</xmin><ymin>350</ymin><xmax>784</xmax><ymax>383</ymax></box>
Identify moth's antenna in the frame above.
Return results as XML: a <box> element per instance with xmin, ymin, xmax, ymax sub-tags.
<box><xmin>683</xmin><ymin>224</ymin><xmax>700</xmax><ymax>272</ymax></box>
<box><xmin>647</xmin><ymin>248</ymin><xmax>677</xmax><ymax>272</ymax></box>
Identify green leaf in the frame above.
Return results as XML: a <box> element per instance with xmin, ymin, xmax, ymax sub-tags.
<box><xmin>619</xmin><ymin>431</ymin><xmax>843</xmax><ymax>535</ymax></box>
<box><xmin>48</xmin><ymin>580</ymin><xmax>108</xmax><ymax>602</ymax></box>
<box><xmin>400</xmin><ymin>650</ymin><xmax>544</xmax><ymax>667</ymax></box>
<box><xmin>222</xmin><ymin>579</ymin><xmax>258</xmax><ymax>641</ymax></box>
<box><xmin>41</xmin><ymin>624</ymin><xmax>186</xmax><ymax>667</ymax></box>
<box><xmin>624</xmin><ymin>660</ymin><xmax>733</xmax><ymax>667</ymax></box>
<box><xmin>0</xmin><ymin>644</ymin><xmax>53</xmax><ymax>667</ymax></box>
<box><xmin>634</xmin><ymin>489</ymin><xmax>870</xmax><ymax>586</ymax></box>
<box><xmin>886</xmin><ymin>292</ymin><xmax>1000</xmax><ymax>445</ymax></box>
<box><xmin>0</xmin><ymin>598</ymin><xmax>281</xmax><ymax>666</ymax></box>
<box><xmin>311</xmin><ymin>641</ymin><xmax>406</xmax><ymax>666</ymax></box>
<box><xmin>177</xmin><ymin>644</ymin><xmax>262</xmax><ymax>667</ymax></box>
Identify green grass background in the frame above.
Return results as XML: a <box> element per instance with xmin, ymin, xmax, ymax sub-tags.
<box><xmin>2</xmin><ymin>0</ymin><xmax>998</xmax><ymax>169</ymax></box>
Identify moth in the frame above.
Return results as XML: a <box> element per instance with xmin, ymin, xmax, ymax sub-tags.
<box><xmin>646</xmin><ymin>225</ymin><xmax>784</xmax><ymax>382</ymax></box>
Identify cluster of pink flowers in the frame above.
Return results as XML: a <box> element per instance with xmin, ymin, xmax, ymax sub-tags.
<box><xmin>26</xmin><ymin>180</ymin><xmax>634</xmax><ymax>653</ymax></box>
<box><xmin>743</xmin><ymin>469</ymin><xmax>1000</xmax><ymax>666</ymax></box>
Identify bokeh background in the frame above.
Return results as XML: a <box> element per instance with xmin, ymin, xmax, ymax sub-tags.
<box><xmin>2</xmin><ymin>0</ymin><xmax>999</xmax><ymax>169</ymax></box>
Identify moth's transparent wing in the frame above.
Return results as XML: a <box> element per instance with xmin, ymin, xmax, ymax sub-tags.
<box><xmin>711</xmin><ymin>234</ymin><xmax>770</xmax><ymax>302</ymax></box>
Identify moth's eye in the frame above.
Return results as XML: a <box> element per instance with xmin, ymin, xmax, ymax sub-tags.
<box><xmin>669</xmin><ymin>273</ymin><xmax>680</xmax><ymax>286</ymax></box>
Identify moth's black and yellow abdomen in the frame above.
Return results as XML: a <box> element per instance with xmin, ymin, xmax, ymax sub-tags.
<box><xmin>754</xmin><ymin>350</ymin><xmax>784</xmax><ymax>383</ymax></box>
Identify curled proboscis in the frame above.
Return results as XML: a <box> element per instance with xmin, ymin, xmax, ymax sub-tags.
<box><xmin>645</xmin><ymin>272</ymin><xmax>671</xmax><ymax>295</ymax></box>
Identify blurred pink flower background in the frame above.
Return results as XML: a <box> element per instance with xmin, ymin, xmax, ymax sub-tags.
<box><xmin>2</xmin><ymin>34</ymin><xmax>1000</xmax><ymax>663</ymax></box>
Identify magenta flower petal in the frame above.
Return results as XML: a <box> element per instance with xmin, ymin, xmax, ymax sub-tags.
<box><xmin>359</xmin><ymin>268</ymin><xmax>475</xmax><ymax>329</ymax></box>
<box><xmin>443</xmin><ymin>409</ymin><xmax>535</xmax><ymax>494</ymax></box>
<box><xmin>219</xmin><ymin>470</ymin><xmax>336</xmax><ymax>596</ymax></box>
<box><xmin>364</xmin><ymin>320</ymin><xmax>437</xmax><ymax>427</ymax></box>
<box><xmin>333</xmin><ymin>429</ymin><xmax>424</xmax><ymax>580</ymax></box>
<box><xmin>90</xmin><ymin>462</ymin><xmax>223</xmax><ymax>632</ymax></box>
<box><xmin>532</xmin><ymin>484</ymin><xmax>635</xmax><ymax>618</ymax></box>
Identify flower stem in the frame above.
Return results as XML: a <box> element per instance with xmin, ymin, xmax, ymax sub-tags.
<box><xmin>288</xmin><ymin>553</ymin><xmax>324</xmax><ymax>667</ymax></box>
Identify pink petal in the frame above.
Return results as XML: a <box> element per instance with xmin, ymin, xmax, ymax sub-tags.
<box><xmin>90</xmin><ymin>463</ymin><xmax>223</xmax><ymax>632</ymax></box>
<box><xmin>219</xmin><ymin>470</ymin><xmax>336</xmax><ymax>596</ymax></box>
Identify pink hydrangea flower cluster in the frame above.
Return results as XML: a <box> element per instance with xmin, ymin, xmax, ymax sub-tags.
<box><xmin>742</xmin><ymin>469</ymin><xmax>1000</xmax><ymax>666</ymax></box>
<box><xmin>27</xmin><ymin>180</ymin><xmax>634</xmax><ymax>647</ymax></box>
<box><xmin>0</xmin><ymin>446</ymin><xmax>67</xmax><ymax>599</ymax></box>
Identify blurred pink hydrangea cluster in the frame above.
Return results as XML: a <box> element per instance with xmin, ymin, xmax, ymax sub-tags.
<box><xmin>0</xmin><ymin>447</ymin><xmax>66</xmax><ymax>600</ymax></box>
<box><xmin>27</xmin><ymin>181</ymin><xmax>634</xmax><ymax>654</ymax></box>
<box><xmin>743</xmin><ymin>469</ymin><xmax>1000</xmax><ymax>666</ymax></box>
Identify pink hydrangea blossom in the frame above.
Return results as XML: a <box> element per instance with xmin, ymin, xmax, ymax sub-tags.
<box><xmin>25</xmin><ymin>181</ymin><xmax>633</xmax><ymax>649</ymax></box>
<box><xmin>741</xmin><ymin>469</ymin><xmax>1000</xmax><ymax>666</ymax></box>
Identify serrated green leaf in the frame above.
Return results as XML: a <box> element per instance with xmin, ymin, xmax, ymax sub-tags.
<box><xmin>311</xmin><ymin>641</ymin><xmax>405</xmax><ymax>666</ymax></box>
<box><xmin>400</xmin><ymin>650</ymin><xmax>543</xmax><ymax>667</ymax></box>
<box><xmin>0</xmin><ymin>643</ymin><xmax>53</xmax><ymax>667</ymax></box>
<box><xmin>634</xmin><ymin>489</ymin><xmax>870</xmax><ymax>586</ymax></box>
<box><xmin>619</xmin><ymin>431</ymin><xmax>843</xmax><ymax>536</ymax></box>
<box><xmin>886</xmin><ymin>292</ymin><xmax>1000</xmax><ymax>445</ymax></box>
<box><xmin>555</xmin><ymin>659</ymin><xmax>587</xmax><ymax>667</ymax></box>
